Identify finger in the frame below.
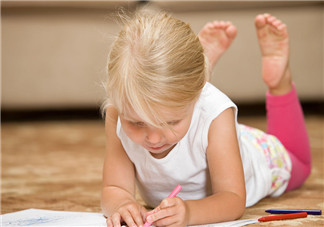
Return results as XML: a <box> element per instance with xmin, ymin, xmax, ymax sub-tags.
<box><xmin>146</xmin><ymin>206</ymin><xmax>160</xmax><ymax>218</ymax></box>
<box><xmin>119</xmin><ymin>205</ymin><xmax>145</xmax><ymax>227</ymax></box>
<box><xmin>153</xmin><ymin>213</ymin><xmax>177</xmax><ymax>227</ymax></box>
<box><xmin>111</xmin><ymin>213</ymin><xmax>122</xmax><ymax>227</ymax></box>
<box><xmin>146</xmin><ymin>198</ymin><xmax>178</xmax><ymax>223</ymax></box>
<box><xmin>120</xmin><ymin>211</ymin><xmax>136</xmax><ymax>227</ymax></box>
<box><xmin>159</xmin><ymin>205</ymin><xmax>178</xmax><ymax>218</ymax></box>
<box><xmin>128</xmin><ymin>207</ymin><xmax>145</xmax><ymax>226</ymax></box>
<box><xmin>147</xmin><ymin>205</ymin><xmax>178</xmax><ymax>224</ymax></box>
<box><xmin>123</xmin><ymin>218</ymin><xmax>136</xmax><ymax>227</ymax></box>
<box><xmin>159</xmin><ymin>197</ymin><xmax>178</xmax><ymax>209</ymax></box>
<box><xmin>146</xmin><ymin>210</ymin><xmax>156</xmax><ymax>216</ymax></box>
<box><xmin>106</xmin><ymin>218</ymin><xmax>113</xmax><ymax>227</ymax></box>
<box><xmin>144</xmin><ymin>207</ymin><xmax>159</xmax><ymax>225</ymax></box>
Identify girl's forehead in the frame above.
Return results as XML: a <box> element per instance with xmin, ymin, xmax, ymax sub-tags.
<box><xmin>121</xmin><ymin>103</ymin><xmax>195</xmax><ymax>122</ymax></box>
<box><xmin>120</xmin><ymin>108</ymin><xmax>142</xmax><ymax>121</ymax></box>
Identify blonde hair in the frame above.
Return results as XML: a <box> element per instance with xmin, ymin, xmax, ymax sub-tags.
<box><xmin>103</xmin><ymin>7</ymin><xmax>207</xmax><ymax>127</ymax></box>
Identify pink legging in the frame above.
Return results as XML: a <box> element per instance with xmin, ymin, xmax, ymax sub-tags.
<box><xmin>266</xmin><ymin>83</ymin><xmax>311</xmax><ymax>191</ymax></box>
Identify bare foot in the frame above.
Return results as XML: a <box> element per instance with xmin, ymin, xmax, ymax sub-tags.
<box><xmin>199</xmin><ymin>21</ymin><xmax>237</xmax><ymax>79</ymax></box>
<box><xmin>255</xmin><ymin>13</ymin><xmax>292</xmax><ymax>95</ymax></box>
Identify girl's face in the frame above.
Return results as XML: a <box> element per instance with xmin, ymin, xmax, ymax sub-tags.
<box><xmin>120</xmin><ymin>102</ymin><xmax>196</xmax><ymax>159</ymax></box>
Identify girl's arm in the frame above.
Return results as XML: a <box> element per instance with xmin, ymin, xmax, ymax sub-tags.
<box><xmin>101</xmin><ymin>106</ymin><xmax>147</xmax><ymax>226</ymax></box>
<box><xmin>186</xmin><ymin>107</ymin><xmax>246</xmax><ymax>225</ymax></box>
<box><xmin>146</xmin><ymin>107</ymin><xmax>245</xmax><ymax>226</ymax></box>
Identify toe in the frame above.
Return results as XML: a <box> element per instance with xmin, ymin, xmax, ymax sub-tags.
<box><xmin>226</xmin><ymin>25</ymin><xmax>237</xmax><ymax>38</ymax></box>
<box><xmin>255</xmin><ymin>14</ymin><xmax>267</xmax><ymax>28</ymax></box>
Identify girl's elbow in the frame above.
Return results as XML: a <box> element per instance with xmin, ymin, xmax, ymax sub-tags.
<box><xmin>235</xmin><ymin>193</ymin><xmax>246</xmax><ymax>219</ymax></box>
<box><xmin>237</xmin><ymin>203</ymin><xmax>246</xmax><ymax>219</ymax></box>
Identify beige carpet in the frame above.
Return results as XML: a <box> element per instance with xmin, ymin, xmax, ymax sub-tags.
<box><xmin>2</xmin><ymin>116</ymin><xmax>323</xmax><ymax>226</ymax></box>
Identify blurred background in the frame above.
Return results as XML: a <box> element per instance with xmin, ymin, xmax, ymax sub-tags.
<box><xmin>1</xmin><ymin>0</ymin><xmax>323</xmax><ymax>121</ymax></box>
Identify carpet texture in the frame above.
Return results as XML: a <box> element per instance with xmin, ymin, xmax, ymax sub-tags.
<box><xmin>2</xmin><ymin>116</ymin><xmax>323</xmax><ymax>226</ymax></box>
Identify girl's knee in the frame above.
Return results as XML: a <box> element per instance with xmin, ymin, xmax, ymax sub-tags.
<box><xmin>285</xmin><ymin>153</ymin><xmax>312</xmax><ymax>192</ymax></box>
<box><xmin>304</xmin><ymin>161</ymin><xmax>312</xmax><ymax>179</ymax></box>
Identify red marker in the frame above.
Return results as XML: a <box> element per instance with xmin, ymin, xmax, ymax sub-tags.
<box><xmin>258</xmin><ymin>212</ymin><xmax>308</xmax><ymax>222</ymax></box>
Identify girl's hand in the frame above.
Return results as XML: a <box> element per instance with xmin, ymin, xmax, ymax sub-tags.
<box><xmin>146</xmin><ymin>197</ymin><xmax>189</xmax><ymax>227</ymax></box>
<box><xmin>106</xmin><ymin>201</ymin><xmax>147</xmax><ymax>227</ymax></box>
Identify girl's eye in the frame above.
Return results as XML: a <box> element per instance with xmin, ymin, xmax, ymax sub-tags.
<box><xmin>131</xmin><ymin>121</ymin><xmax>146</xmax><ymax>127</ymax></box>
<box><xmin>167</xmin><ymin>120</ymin><xmax>180</xmax><ymax>126</ymax></box>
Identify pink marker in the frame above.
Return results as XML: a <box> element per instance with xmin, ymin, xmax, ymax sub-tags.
<box><xmin>143</xmin><ymin>185</ymin><xmax>182</xmax><ymax>227</ymax></box>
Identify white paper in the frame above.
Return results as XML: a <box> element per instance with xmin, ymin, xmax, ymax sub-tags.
<box><xmin>1</xmin><ymin>209</ymin><xmax>259</xmax><ymax>227</ymax></box>
<box><xmin>189</xmin><ymin>219</ymin><xmax>259</xmax><ymax>226</ymax></box>
<box><xmin>1</xmin><ymin>209</ymin><xmax>107</xmax><ymax>226</ymax></box>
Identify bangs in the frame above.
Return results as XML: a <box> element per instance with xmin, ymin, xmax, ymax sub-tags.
<box><xmin>108</xmin><ymin>59</ymin><xmax>169</xmax><ymax>128</ymax></box>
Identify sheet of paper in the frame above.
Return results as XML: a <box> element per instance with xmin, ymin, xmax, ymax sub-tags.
<box><xmin>1</xmin><ymin>209</ymin><xmax>259</xmax><ymax>227</ymax></box>
<box><xmin>1</xmin><ymin>209</ymin><xmax>107</xmax><ymax>226</ymax></box>
<box><xmin>189</xmin><ymin>219</ymin><xmax>259</xmax><ymax>226</ymax></box>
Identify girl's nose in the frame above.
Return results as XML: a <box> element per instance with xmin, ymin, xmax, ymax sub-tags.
<box><xmin>145</xmin><ymin>127</ymin><xmax>163</xmax><ymax>144</ymax></box>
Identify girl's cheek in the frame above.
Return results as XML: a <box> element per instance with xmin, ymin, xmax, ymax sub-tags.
<box><xmin>125</xmin><ymin>127</ymin><xmax>146</xmax><ymax>144</ymax></box>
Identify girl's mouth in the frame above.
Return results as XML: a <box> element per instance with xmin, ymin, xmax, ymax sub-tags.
<box><xmin>148</xmin><ymin>145</ymin><xmax>165</xmax><ymax>151</ymax></box>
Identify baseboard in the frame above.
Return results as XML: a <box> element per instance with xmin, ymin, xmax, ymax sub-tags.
<box><xmin>237</xmin><ymin>100</ymin><xmax>324</xmax><ymax>117</ymax></box>
<box><xmin>1</xmin><ymin>108</ymin><xmax>103</xmax><ymax>122</ymax></box>
<box><xmin>1</xmin><ymin>100</ymin><xmax>323</xmax><ymax>122</ymax></box>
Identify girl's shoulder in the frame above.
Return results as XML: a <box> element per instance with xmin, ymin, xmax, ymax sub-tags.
<box><xmin>197</xmin><ymin>82</ymin><xmax>237</xmax><ymax>116</ymax></box>
<box><xmin>187</xmin><ymin>83</ymin><xmax>238</xmax><ymax>152</ymax></box>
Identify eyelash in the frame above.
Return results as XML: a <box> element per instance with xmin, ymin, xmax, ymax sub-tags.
<box><xmin>131</xmin><ymin>121</ymin><xmax>146</xmax><ymax>127</ymax></box>
<box><xmin>129</xmin><ymin>120</ymin><xmax>180</xmax><ymax>127</ymax></box>
<box><xmin>167</xmin><ymin>120</ymin><xmax>180</xmax><ymax>126</ymax></box>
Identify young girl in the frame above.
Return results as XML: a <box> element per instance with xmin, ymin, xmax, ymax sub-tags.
<box><xmin>101</xmin><ymin>8</ymin><xmax>311</xmax><ymax>227</ymax></box>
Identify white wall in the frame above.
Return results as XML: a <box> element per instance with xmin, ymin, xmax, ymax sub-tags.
<box><xmin>1</xmin><ymin>1</ymin><xmax>323</xmax><ymax>109</ymax></box>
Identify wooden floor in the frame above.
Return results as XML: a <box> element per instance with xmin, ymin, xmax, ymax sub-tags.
<box><xmin>2</xmin><ymin>115</ymin><xmax>323</xmax><ymax>226</ymax></box>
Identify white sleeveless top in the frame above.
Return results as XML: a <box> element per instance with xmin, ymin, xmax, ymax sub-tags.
<box><xmin>116</xmin><ymin>82</ymin><xmax>290</xmax><ymax>208</ymax></box>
